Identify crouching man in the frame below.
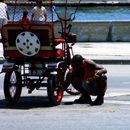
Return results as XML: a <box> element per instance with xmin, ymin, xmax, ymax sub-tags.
<box><xmin>64</xmin><ymin>54</ymin><xmax>107</xmax><ymax>105</ymax></box>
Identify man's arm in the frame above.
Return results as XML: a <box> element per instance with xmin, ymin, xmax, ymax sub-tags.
<box><xmin>85</xmin><ymin>59</ymin><xmax>107</xmax><ymax>76</ymax></box>
<box><xmin>6</xmin><ymin>11</ymin><xmax>9</xmax><ymax>20</ymax></box>
<box><xmin>95</xmin><ymin>63</ymin><xmax>107</xmax><ymax>77</ymax></box>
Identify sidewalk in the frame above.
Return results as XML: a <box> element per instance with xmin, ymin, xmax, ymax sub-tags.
<box><xmin>0</xmin><ymin>42</ymin><xmax>130</xmax><ymax>64</ymax></box>
<box><xmin>73</xmin><ymin>42</ymin><xmax>130</xmax><ymax>64</ymax></box>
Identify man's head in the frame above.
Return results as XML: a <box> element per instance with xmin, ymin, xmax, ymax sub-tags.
<box><xmin>36</xmin><ymin>0</ymin><xmax>43</xmax><ymax>8</ymax></box>
<box><xmin>23</xmin><ymin>9</ymin><xmax>28</xmax><ymax>17</ymax></box>
<box><xmin>71</xmin><ymin>54</ymin><xmax>84</xmax><ymax>69</ymax></box>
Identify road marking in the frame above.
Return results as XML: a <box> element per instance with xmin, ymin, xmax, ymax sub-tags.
<box><xmin>123</xmin><ymin>81</ymin><xmax>130</xmax><ymax>85</ymax></box>
<box><xmin>0</xmin><ymin>107</ymin><xmax>112</xmax><ymax>113</ymax></box>
<box><xmin>105</xmin><ymin>100</ymin><xmax>130</xmax><ymax>105</ymax></box>
<box><xmin>0</xmin><ymin>103</ymin><xmax>130</xmax><ymax>113</ymax></box>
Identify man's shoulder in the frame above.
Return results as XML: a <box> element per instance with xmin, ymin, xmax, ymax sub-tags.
<box><xmin>83</xmin><ymin>59</ymin><xmax>98</xmax><ymax>68</ymax></box>
<box><xmin>84</xmin><ymin>58</ymin><xmax>95</xmax><ymax>64</ymax></box>
<box><xmin>33</xmin><ymin>6</ymin><xmax>38</xmax><ymax>10</ymax></box>
<box><xmin>0</xmin><ymin>2</ymin><xmax>7</xmax><ymax>7</ymax></box>
<box><xmin>41</xmin><ymin>6</ymin><xmax>46</xmax><ymax>10</ymax></box>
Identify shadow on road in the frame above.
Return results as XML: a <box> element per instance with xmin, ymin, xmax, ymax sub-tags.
<box><xmin>0</xmin><ymin>96</ymin><xmax>52</xmax><ymax>109</ymax></box>
<box><xmin>0</xmin><ymin>95</ymin><xmax>76</xmax><ymax>110</ymax></box>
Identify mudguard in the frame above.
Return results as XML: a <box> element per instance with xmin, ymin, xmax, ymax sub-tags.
<box><xmin>2</xmin><ymin>61</ymin><xmax>15</xmax><ymax>72</ymax></box>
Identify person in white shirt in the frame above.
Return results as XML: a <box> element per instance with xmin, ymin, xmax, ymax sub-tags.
<box><xmin>31</xmin><ymin>0</ymin><xmax>47</xmax><ymax>24</ymax></box>
<box><xmin>0</xmin><ymin>0</ymin><xmax>9</xmax><ymax>28</ymax></box>
<box><xmin>0</xmin><ymin>0</ymin><xmax>9</xmax><ymax>40</ymax></box>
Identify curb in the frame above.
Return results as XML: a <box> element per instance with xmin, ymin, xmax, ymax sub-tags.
<box><xmin>93</xmin><ymin>59</ymin><xmax>130</xmax><ymax>64</ymax></box>
<box><xmin>0</xmin><ymin>59</ymin><xmax>130</xmax><ymax>65</ymax></box>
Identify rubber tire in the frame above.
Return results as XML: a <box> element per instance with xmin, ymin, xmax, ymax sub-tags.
<box><xmin>47</xmin><ymin>74</ymin><xmax>64</xmax><ymax>106</ymax></box>
<box><xmin>4</xmin><ymin>70</ymin><xmax>22</xmax><ymax>105</ymax></box>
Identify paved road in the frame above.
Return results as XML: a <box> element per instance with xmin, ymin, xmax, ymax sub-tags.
<box><xmin>0</xmin><ymin>65</ymin><xmax>130</xmax><ymax>130</ymax></box>
<box><xmin>0</xmin><ymin>64</ymin><xmax>130</xmax><ymax>98</ymax></box>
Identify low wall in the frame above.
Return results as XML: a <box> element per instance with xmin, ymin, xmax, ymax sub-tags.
<box><xmin>54</xmin><ymin>21</ymin><xmax>130</xmax><ymax>42</ymax></box>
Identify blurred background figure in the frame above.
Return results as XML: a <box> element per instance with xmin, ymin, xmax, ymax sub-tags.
<box><xmin>31</xmin><ymin>0</ymin><xmax>47</xmax><ymax>24</ymax></box>
<box><xmin>0</xmin><ymin>0</ymin><xmax>9</xmax><ymax>39</ymax></box>
<box><xmin>19</xmin><ymin>9</ymin><xmax>30</xmax><ymax>24</ymax></box>
<box><xmin>0</xmin><ymin>0</ymin><xmax>9</xmax><ymax>27</ymax></box>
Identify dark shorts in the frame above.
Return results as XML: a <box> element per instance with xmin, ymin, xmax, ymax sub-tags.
<box><xmin>82</xmin><ymin>80</ymin><xmax>98</xmax><ymax>95</ymax></box>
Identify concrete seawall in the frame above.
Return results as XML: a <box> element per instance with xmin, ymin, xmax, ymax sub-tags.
<box><xmin>54</xmin><ymin>20</ymin><xmax>130</xmax><ymax>42</ymax></box>
<box><xmin>5</xmin><ymin>0</ymin><xmax>130</xmax><ymax>6</ymax></box>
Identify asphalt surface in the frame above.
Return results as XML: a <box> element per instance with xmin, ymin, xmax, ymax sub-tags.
<box><xmin>0</xmin><ymin>64</ymin><xmax>130</xmax><ymax>130</ymax></box>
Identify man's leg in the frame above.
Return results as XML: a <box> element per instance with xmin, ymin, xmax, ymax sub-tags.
<box><xmin>64</xmin><ymin>72</ymin><xmax>72</xmax><ymax>91</ymax></box>
<box><xmin>91</xmin><ymin>74</ymin><xmax>107</xmax><ymax>105</ymax></box>
<box><xmin>72</xmin><ymin>78</ymin><xmax>92</xmax><ymax>104</ymax></box>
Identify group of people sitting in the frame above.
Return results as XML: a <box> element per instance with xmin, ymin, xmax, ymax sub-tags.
<box><xmin>0</xmin><ymin>0</ymin><xmax>47</xmax><ymax>26</ymax></box>
<box><xmin>0</xmin><ymin>0</ymin><xmax>47</xmax><ymax>39</ymax></box>
<box><xmin>19</xmin><ymin>0</ymin><xmax>47</xmax><ymax>24</ymax></box>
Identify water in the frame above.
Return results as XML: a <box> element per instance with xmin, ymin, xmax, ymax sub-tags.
<box><xmin>8</xmin><ymin>5</ymin><xmax>130</xmax><ymax>21</ymax></box>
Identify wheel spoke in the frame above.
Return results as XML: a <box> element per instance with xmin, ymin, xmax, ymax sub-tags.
<box><xmin>9</xmin><ymin>86</ymin><xmax>17</xmax><ymax>98</ymax></box>
<box><xmin>10</xmin><ymin>71</ymin><xmax>17</xmax><ymax>84</ymax></box>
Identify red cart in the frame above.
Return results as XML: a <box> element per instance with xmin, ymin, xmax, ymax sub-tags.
<box><xmin>1</xmin><ymin>0</ymin><xmax>80</xmax><ymax>106</ymax></box>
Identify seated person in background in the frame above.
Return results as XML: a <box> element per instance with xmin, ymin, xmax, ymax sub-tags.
<box><xmin>0</xmin><ymin>0</ymin><xmax>9</xmax><ymax>40</ymax></box>
<box><xmin>64</xmin><ymin>54</ymin><xmax>107</xmax><ymax>105</ymax></box>
<box><xmin>19</xmin><ymin>9</ymin><xmax>30</xmax><ymax>24</ymax></box>
<box><xmin>0</xmin><ymin>0</ymin><xmax>9</xmax><ymax>28</ymax></box>
<box><xmin>31</xmin><ymin>0</ymin><xmax>47</xmax><ymax>24</ymax></box>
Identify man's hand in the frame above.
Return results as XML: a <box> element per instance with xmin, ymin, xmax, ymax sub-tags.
<box><xmin>95</xmin><ymin>70</ymin><xmax>106</xmax><ymax>77</ymax></box>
